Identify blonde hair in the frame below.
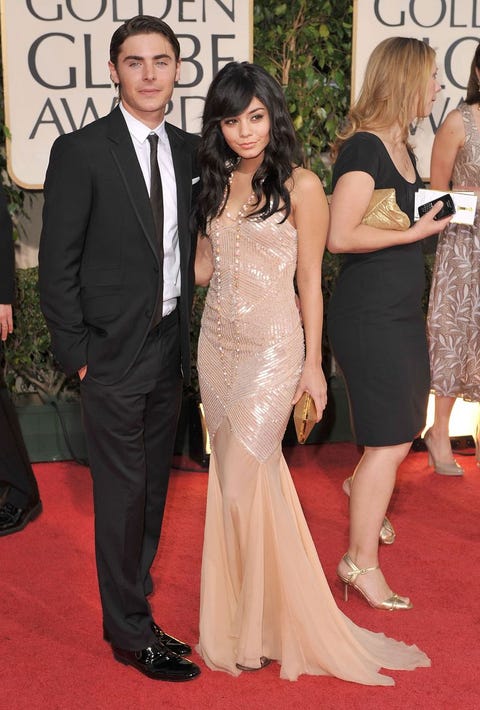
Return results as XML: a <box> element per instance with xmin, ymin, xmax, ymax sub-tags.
<box><xmin>333</xmin><ymin>37</ymin><xmax>436</xmax><ymax>158</ymax></box>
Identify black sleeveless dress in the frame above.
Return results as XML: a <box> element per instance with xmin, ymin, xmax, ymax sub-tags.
<box><xmin>327</xmin><ymin>132</ymin><xmax>429</xmax><ymax>446</ymax></box>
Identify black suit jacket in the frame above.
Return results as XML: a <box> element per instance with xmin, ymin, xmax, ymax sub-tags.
<box><xmin>39</xmin><ymin>107</ymin><xmax>200</xmax><ymax>385</ymax></box>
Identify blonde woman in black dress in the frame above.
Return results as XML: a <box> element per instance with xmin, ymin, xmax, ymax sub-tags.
<box><xmin>327</xmin><ymin>38</ymin><xmax>453</xmax><ymax>611</ymax></box>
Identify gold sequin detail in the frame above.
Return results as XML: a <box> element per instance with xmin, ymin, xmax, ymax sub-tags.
<box><xmin>198</xmin><ymin>209</ymin><xmax>304</xmax><ymax>462</ymax></box>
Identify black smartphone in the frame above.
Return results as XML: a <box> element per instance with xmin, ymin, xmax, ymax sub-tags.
<box><xmin>418</xmin><ymin>193</ymin><xmax>456</xmax><ymax>220</ymax></box>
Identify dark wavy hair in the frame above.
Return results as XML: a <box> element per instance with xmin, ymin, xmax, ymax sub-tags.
<box><xmin>194</xmin><ymin>62</ymin><xmax>303</xmax><ymax>236</ymax></box>
<box><xmin>465</xmin><ymin>41</ymin><xmax>480</xmax><ymax>104</ymax></box>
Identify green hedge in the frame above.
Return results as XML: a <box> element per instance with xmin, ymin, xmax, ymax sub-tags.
<box><xmin>254</xmin><ymin>0</ymin><xmax>353</xmax><ymax>189</ymax></box>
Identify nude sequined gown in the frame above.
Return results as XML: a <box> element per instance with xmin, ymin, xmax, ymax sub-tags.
<box><xmin>197</xmin><ymin>208</ymin><xmax>430</xmax><ymax>683</ymax></box>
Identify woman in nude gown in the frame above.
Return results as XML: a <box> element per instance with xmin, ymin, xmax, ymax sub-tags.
<box><xmin>193</xmin><ymin>61</ymin><xmax>430</xmax><ymax>684</ymax></box>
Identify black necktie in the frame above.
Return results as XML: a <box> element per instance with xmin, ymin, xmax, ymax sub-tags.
<box><xmin>147</xmin><ymin>132</ymin><xmax>164</xmax><ymax>325</ymax></box>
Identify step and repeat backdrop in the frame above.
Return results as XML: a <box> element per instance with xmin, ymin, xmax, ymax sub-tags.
<box><xmin>0</xmin><ymin>0</ymin><xmax>252</xmax><ymax>188</ymax></box>
<box><xmin>354</xmin><ymin>0</ymin><xmax>480</xmax><ymax>179</ymax></box>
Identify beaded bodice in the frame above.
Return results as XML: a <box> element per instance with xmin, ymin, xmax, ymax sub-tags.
<box><xmin>198</xmin><ymin>210</ymin><xmax>304</xmax><ymax>460</ymax></box>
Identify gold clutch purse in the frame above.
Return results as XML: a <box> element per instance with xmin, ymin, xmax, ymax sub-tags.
<box><xmin>362</xmin><ymin>188</ymin><xmax>410</xmax><ymax>231</ymax></box>
<box><xmin>293</xmin><ymin>393</ymin><xmax>317</xmax><ymax>445</ymax></box>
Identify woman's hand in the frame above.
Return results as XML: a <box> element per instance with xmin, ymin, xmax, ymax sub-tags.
<box><xmin>0</xmin><ymin>304</ymin><xmax>13</xmax><ymax>341</ymax></box>
<box><xmin>292</xmin><ymin>363</ymin><xmax>328</xmax><ymax>423</ymax></box>
<box><xmin>407</xmin><ymin>199</ymin><xmax>454</xmax><ymax>241</ymax></box>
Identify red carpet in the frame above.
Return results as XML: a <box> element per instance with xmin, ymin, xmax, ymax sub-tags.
<box><xmin>2</xmin><ymin>443</ymin><xmax>479</xmax><ymax>709</ymax></box>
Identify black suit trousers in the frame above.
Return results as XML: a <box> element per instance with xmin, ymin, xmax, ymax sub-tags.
<box><xmin>0</xmin><ymin>345</ymin><xmax>39</xmax><ymax>507</ymax></box>
<box><xmin>80</xmin><ymin>311</ymin><xmax>183</xmax><ymax>650</ymax></box>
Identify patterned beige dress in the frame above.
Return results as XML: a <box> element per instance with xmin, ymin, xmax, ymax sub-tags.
<box><xmin>427</xmin><ymin>102</ymin><xmax>480</xmax><ymax>400</ymax></box>
<box><xmin>197</xmin><ymin>205</ymin><xmax>430</xmax><ymax>683</ymax></box>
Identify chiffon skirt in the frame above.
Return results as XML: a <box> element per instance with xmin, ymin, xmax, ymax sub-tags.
<box><xmin>196</xmin><ymin>418</ymin><xmax>430</xmax><ymax>684</ymax></box>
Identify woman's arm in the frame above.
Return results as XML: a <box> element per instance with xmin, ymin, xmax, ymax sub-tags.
<box><xmin>430</xmin><ymin>108</ymin><xmax>464</xmax><ymax>190</ymax></box>
<box><xmin>290</xmin><ymin>167</ymin><xmax>329</xmax><ymax>421</ymax></box>
<box><xmin>327</xmin><ymin>170</ymin><xmax>453</xmax><ymax>254</ymax></box>
<box><xmin>194</xmin><ymin>234</ymin><xmax>214</xmax><ymax>286</ymax></box>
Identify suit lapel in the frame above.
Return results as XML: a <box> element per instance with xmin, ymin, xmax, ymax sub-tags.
<box><xmin>106</xmin><ymin>107</ymin><xmax>158</xmax><ymax>258</ymax></box>
<box><xmin>166</xmin><ymin>124</ymin><xmax>192</xmax><ymax>269</ymax></box>
<box><xmin>103</xmin><ymin>110</ymin><xmax>193</xmax><ymax>270</ymax></box>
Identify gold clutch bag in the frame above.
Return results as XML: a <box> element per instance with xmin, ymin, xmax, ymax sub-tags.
<box><xmin>362</xmin><ymin>188</ymin><xmax>410</xmax><ymax>231</ymax></box>
<box><xmin>293</xmin><ymin>393</ymin><xmax>317</xmax><ymax>445</ymax></box>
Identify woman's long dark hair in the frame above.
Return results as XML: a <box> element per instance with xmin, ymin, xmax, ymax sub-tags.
<box><xmin>194</xmin><ymin>62</ymin><xmax>303</xmax><ymax>236</ymax></box>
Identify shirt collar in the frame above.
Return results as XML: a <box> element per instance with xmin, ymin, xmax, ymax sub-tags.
<box><xmin>119</xmin><ymin>102</ymin><xmax>168</xmax><ymax>144</ymax></box>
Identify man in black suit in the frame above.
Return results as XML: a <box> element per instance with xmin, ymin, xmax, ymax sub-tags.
<box><xmin>0</xmin><ymin>184</ymin><xmax>42</xmax><ymax>537</ymax></box>
<box><xmin>39</xmin><ymin>16</ymin><xmax>200</xmax><ymax>682</ymax></box>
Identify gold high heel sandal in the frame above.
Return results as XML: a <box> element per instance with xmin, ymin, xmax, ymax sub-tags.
<box><xmin>423</xmin><ymin>428</ymin><xmax>464</xmax><ymax>476</ymax></box>
<box><xmin>337</xmin><ymin>553</ymin><xmax>412</xmax><ymax>611</ymax></box>
<box><xmin>342</xmin><ymin>477</ymin><xmax>396</xmax><ymax>545</ymax></box>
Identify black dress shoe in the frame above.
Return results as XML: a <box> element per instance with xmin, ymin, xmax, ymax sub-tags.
<box><xmin>104</xmin><ymin>621</ymin><xmax>192</xmax><ymax>657</ymax></box>
<box><xmin>112</xmin><ymin>640</ymin><xmax>200</xmax><ymax>682</ymax></box>
<box><xmin>151</xmin><ymin>622</ymin><xmax>192</xmax><ymax>656</ymax></box>
<box><xmin>0</xmin><ymin>499</ymin><xmax>42</xmax><ymax>537</ymax></box>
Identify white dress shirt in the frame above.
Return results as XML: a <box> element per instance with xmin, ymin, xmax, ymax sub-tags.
<box><xmin>120</xmin><ymin>103</ymin><xmax>180</xmax><ymax>316</ymax></box>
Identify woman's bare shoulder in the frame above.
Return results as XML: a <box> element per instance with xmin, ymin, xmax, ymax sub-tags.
<box><xmin>290</xmin><ymin>166</ymin><xmax>324</xmax><ymax>195</ymax></box>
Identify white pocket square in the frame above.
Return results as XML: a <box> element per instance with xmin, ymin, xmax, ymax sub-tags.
<box><xmin>191</xmin><ymin>176</ymin><xmax>200</xmax><ymax>185</ymax></box>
